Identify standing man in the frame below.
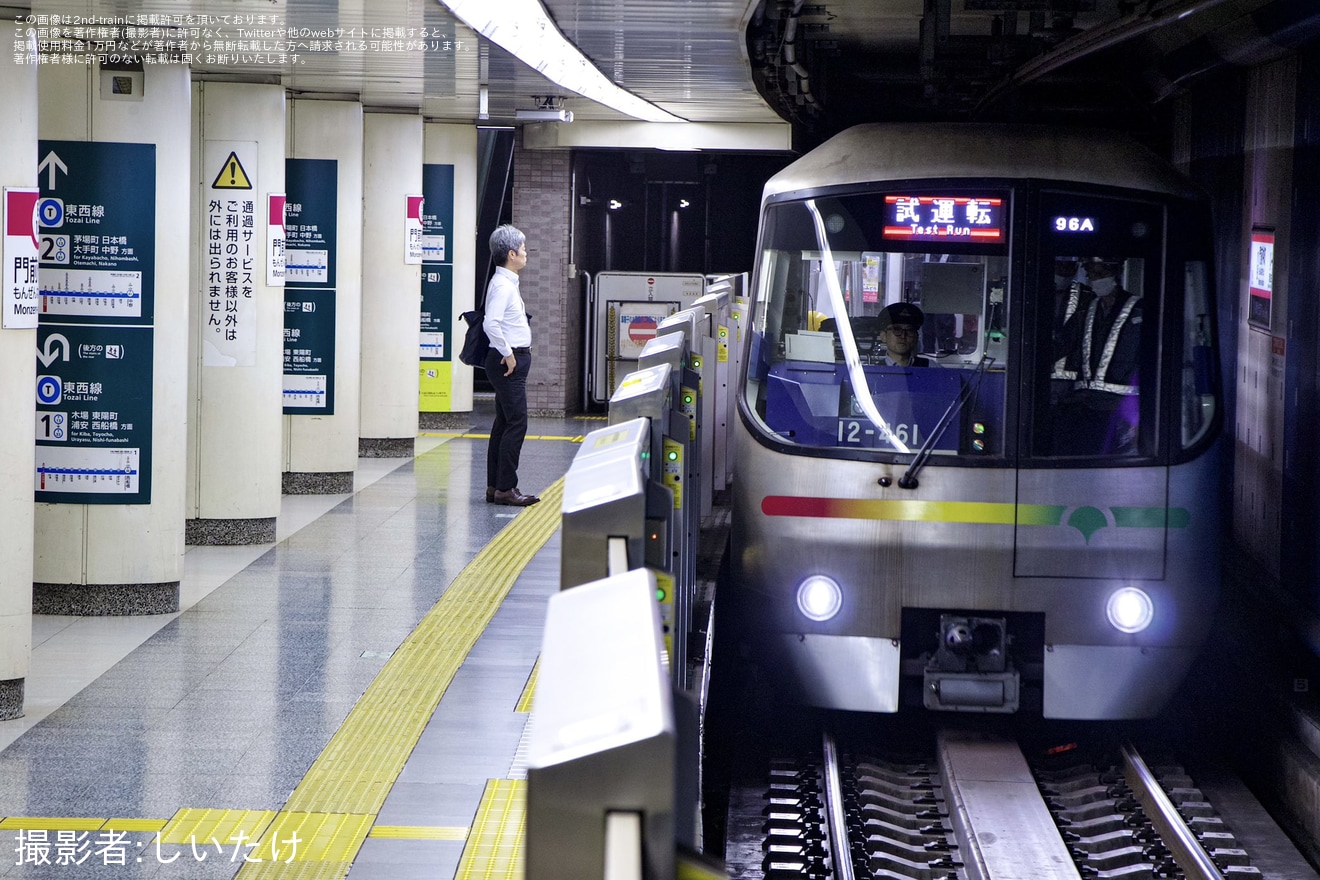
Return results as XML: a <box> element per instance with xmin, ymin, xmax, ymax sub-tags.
<box><xmin>483</xmin><ymin>225</ymin><xmax>539</xmax><ymax>506</ymax></box>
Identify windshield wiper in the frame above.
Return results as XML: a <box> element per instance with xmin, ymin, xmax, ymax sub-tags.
<box><xmin>897</xmin><ymin>354</ymin><xmax>994</xmax><ymax>489</ymax></box>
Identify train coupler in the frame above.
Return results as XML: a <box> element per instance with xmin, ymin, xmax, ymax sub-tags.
<box><xmin>922</xmin><ymin>614</ymin><xmax>1020</xmax><ymax>712</ymax></box>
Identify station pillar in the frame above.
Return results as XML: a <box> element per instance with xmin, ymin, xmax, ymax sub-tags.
<box><xmin>31</xmin><ymin>61</ymin><xmax>191</xmax><ymax>614</ymax></box>
<box><xmin>0</xmin><ymin>40</ymin><xmax>37</xmax><ymax>716</ymax></box>
<box><xmin>419</xmin><ymin>122</ymin><xmax>478</xmax><ymax>416</ymax></box>
<box><xmin>359</xmin><ymin>113</ymin><xmax>423</xmax><ymax>456</ymax></box>
<box><xmin>186</xmin><ymin>82</ymin><xmax>286</xmax><ymax>544</ymax></box>
<box><xmin>282</xmin><ymin>99</ymin><xmax>364</xmax><ymax>494</ymax></box>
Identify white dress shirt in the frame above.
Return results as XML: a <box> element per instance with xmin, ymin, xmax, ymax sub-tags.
<box><xmin>482</xmin><ymin>266</ymin><xmax>532</xmax><ymax>358</ymax></box>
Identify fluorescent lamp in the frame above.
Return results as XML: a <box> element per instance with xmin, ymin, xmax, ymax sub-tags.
<box><xmin>515</xmin><ymin>108</ymin><xmax>574</xmax><ymax>123</ymax></box>
<box><xmin>438</xmin><ymin>0</ymin><xmax>685</xmax><ymax>123</ymax></box>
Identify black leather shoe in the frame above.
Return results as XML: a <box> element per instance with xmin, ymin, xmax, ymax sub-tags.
<box><xmin>486</xmin><ymin>486</ymin><xmax>495</xmax><ymax>503</ymax></box>
<box><xmin>493</xmin><ymin>488</ymin><xmax>540</xmax><ymax>506</ymax></box>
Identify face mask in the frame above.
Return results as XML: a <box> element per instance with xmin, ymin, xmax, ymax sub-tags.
<box><xmin>1090</xmin><ymin>277</ymin><xmax>1117</xmax><ymax>297</ymax></box>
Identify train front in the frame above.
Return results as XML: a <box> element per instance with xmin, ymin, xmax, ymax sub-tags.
<box><xmin>730</xmin><ymin>139</ymin><xmax>1223</xmax><ymax>719</ymax></box>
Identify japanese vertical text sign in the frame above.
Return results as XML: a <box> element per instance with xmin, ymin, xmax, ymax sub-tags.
<box><xmin>3</xmin><ymin>187</ymin><xmax>40</xmax><ymax>329</ymax></box>
<box><xmin>35</xmin><ymin>140</ymin><xmax>156</xmax><ymax>504</ymax></box>
<box><xmin>418</xmin><ymin>164</ymin><xmax>454</xmax><ymax>412</ymax></box>
<box><xmin>282</xmin><ymin>158</ymin><xmax>337</xmax><ymax>415</ymax></box>
<box><xmin>203</xmin><ymin>141</ymin><xmax>258</xmax><ymax>366</ymax></box>
<box><xmin>1248</xmin><ymin>227</ymin><xmax>1274</xmax><ymax>330</ymax></box>
<box><xmin>267</xmin><ymin>193</ymin><xmax>286</xmax><ymax>287</ymax></box>
<box><xmin>405</xmin><ymin>194</ymin><xmax>424</xmax><ymax>264</ymax></box>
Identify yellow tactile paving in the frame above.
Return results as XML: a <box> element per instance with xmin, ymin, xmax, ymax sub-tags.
<box><xmin>254</xmin><ymin>812</ymin><xmax>376</xmax><ymax>862</ymax></box>
<box><xmin>227</xmin><ymin>477</ymin><xmax>564</xmax><ymax>879</ymax></box>
<box><xmin>515</xmin><ymin>659</ymin><xmax>539</xmax><ymax>714</ymax></box>
<box><xmin>368</xmin><ymin>824</ymin><xmax>469</xmax><ymax>840</ymax></box>
<box><xmin>279</xmin><ymin>479</ymin><xmax>562</xmax><ymax>818</ymax></box>
<box><xmin>159</xmin><ymin>808</ymin><xmax>277</xmax><ymax>846</ymax></box>
<box><xmin>3</xmin><ymin>472</ymin><xmax>563</xmax><ymax>878</ymax></box>
<box><xmin>454</xmin><ymin>779</ymin><xmax>525</xmax><ymax>880</ymax></box>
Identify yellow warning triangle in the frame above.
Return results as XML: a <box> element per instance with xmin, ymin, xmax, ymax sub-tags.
<box><xmin>211</xmin><ymin>151</ymin><xmax>253</xmax><ymax>189</ymax></box>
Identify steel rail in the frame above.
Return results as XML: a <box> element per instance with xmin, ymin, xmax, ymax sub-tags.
<box><xmin>1121</xmin><ymin>742</ymin><xmax>1225</xmax><ymax>880</ymax></box>
<box><xmin>822</xmin><ymin>731</ymin><xmax>856</xmax><ymax>880</ymax></box>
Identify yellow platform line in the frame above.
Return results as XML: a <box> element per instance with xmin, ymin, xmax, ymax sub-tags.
<box><xmin>455</xmin><ymin>779</ymin><xmax>525</xmax><ymax>880</ymax></box>
<box><xmin>228</xmin><ymin>478</ymin><xmax>564</xmax><ymax>880</ymax></box>
<box><xmin>515</xmin><ymin>659</ymin><xmax>539</xmax><ymax>714</ymax></box>
<box><xmin>368</xmin><ymin>825</ymin><xmax>468</xmax><ymax>840</ymax></box>
<box><xmin>421</xmin><ymin>432</ymin><xmax>585</xmax><ymax>442</ymax></box>
<box><xmin>2</xmin><ymin>815</ymin><xmax>474</xmax><ymax>841</ymax></box>
<box><xmin>0</xmin><ymin>816</ymin><xmax>105</xmax><ymax>831</ymax></box>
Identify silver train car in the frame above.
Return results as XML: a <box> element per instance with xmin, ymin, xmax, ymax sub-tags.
<box><xmin>730</xmin><ymin>124</ymin><xmax>1223</xmax><ymax>719</ymax></box>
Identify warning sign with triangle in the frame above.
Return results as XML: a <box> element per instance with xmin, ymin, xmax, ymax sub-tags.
<box><xmin>211</xmin><ymin>151</ymin><xmax>253</xmax><ymax>189</ymax></box>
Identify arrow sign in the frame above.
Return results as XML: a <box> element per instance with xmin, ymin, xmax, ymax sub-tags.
<box><xmin>38</xmin><ymin>151</ymin><xmax>68</xmax><ymax>190</ymax></box>
<box><xmin>38</xmin><ymin>332</ymin><xmax>70</xmax><ymax>368</ymax></box>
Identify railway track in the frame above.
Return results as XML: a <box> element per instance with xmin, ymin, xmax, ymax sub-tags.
<box><xmin>721</xmin><ymin>727</ymin><xmax>1316</xmax><ymax>880</ymax></box>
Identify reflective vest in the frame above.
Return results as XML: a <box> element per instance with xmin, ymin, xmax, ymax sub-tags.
<box><xmin>1078</xmin><ymin>294</ymin><xmax>1140</xmax><ymax>395</ymax></box>
<box><xmin>1050</xmin><ymin>283</ymin><xmax>1088</xmax><ymax>381</ymax></box>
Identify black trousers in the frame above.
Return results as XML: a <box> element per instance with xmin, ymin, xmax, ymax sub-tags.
<box><xmin>484</xmin><ymin>349</ymin><xmax>530</xmax><ymax>491</ymax></box>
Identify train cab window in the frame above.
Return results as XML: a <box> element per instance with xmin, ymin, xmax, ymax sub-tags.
<box><xmin>1182</xmin><ymin>260</ymin><xmax>1217</xmax><ymax>449</ymax></box>
<box><xmin>1033</xmin><ymin>192</ymin><xmax>1164</xmax><ymax>459</ymax></box>
<box><xmin>746</xmin><ymin>194</ymin><xmax>1009</xmax><ymax>460</ymax></box>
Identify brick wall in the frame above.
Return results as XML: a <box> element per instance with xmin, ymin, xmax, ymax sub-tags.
<box><xmin>512</xmin><ymin>138</ymin><xmax>581</xmax><ymax>416</ymax></box>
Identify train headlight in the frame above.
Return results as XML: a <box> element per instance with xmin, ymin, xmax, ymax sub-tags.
<box><xmin>1106</xmin><ymin>587</ymin><xmax>1154</xmax><ymax>634</ymax></box>
<box><xmin>796</xmin><ymin>575</ymin><xmax>843</xmax><ymax>622</ymax></box>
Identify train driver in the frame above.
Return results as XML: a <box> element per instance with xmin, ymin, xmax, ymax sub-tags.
<box><xmin>878</xmin><ymin>302</ymin><xmax>937</xmax><ymax>367</ymax></box>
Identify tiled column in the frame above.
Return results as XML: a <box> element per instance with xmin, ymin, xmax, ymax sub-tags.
<box><xmin>186</xmin><ymin>82</ymin><xmax>286</xmax><ymax>544</ymax></box>
<box><xmin>282</xmin><ymin>99</ymin><xmax>364</xmax><ymax>494</ymax></box>
<box><xmin>421</xmin><ymin>122</ymin><xmax>478</xmax><ymax>416</ymax></box>
<box><xmin>32</xmin><ymin>62</ymin><xmax>191</xmax><ymax>614</ymax></box>
<box><xmin>359</xmin><ymin>113</ymin><xmax>423</xmax><ymax>456</ymax></box>
<box><xmin>0</xmin><ymin>36</ymin><xmax>37</xmax><ymax>717</ymax></box>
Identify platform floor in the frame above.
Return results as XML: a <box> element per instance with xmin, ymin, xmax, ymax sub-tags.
<box><xmin>0</xmin><ymin>406</ymin><xmax>598</xmax><ymax>879</ymax></box>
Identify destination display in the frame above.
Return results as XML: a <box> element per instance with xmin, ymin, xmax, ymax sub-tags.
<box><xmin>882</xmin><ymin>195</ymin><xmax>1005</xmax><ymax>243</ymax></box>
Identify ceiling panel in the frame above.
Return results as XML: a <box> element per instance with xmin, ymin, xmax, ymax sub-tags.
<box><xmin>23</xmin><ymin>0</ymin><xmax>782</xmax><ymax>126</ymax></box>
<box><xmin>20</xmin><ymin>0</ymin><xmax>1320</xmax><ymax>146</ymax></box>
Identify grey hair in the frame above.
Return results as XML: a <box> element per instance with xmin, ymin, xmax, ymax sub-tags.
<box><xmin>489</xmin><ymin>224</ymin><xmax>525</xmax><ymax>266</ymax></box>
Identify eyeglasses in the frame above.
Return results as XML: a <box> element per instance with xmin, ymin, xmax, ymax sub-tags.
<box><xmin>886</xmin><ymin>326</ymin><xmax>918</xmax><ymax>337</ymax></box>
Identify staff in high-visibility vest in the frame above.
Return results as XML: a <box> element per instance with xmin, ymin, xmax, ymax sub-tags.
<box><xmin>1055</xmin><ymin>257</ymin><xmax>1144</xmax><ymax>455</ymax></box>
<box><xmin>1049</xmin><ymin>257</ymin><xmax>1091</xmax><ymax>404</ymax></box>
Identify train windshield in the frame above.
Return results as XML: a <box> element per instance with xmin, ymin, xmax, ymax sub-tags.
<box><xmin>745</xmin><ymin>192</ymin><xmax>1010</xmax><ymax>459</ymax></box>
<box><xmin>744</xmin><ymin>186</ymin><xmax>1208</xmax><ymax>464</ymax></box>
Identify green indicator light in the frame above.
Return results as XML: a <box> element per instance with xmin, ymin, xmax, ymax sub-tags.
<box><xmin>656</xmin><ymin>588</ymin><xmax>667</xmax><ymax>601</ymax></box>
<box><xmin>692</xmin><ymin>357</ymin><xmax>702</xmax><ymax>368</ymax></box>
<box><xmin>973</xmin><ymin>422</ymin><xmax>986</xmax><ymax>435</ymax></box>
<box><xmin>683</xmin><ymin>395</ymin><xmax>693</xmax><ymax>404</ymax></box>
<box><xmin>667</xmin><ymin>450</ymin><xmax>679</xmax><ymax>461</ymax></box>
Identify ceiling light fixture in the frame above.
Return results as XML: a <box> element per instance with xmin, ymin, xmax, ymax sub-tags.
<box><xmin>437</xmin><ymin>0</ymin><xmax>685</xmax><ymax>123</ymax></box>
